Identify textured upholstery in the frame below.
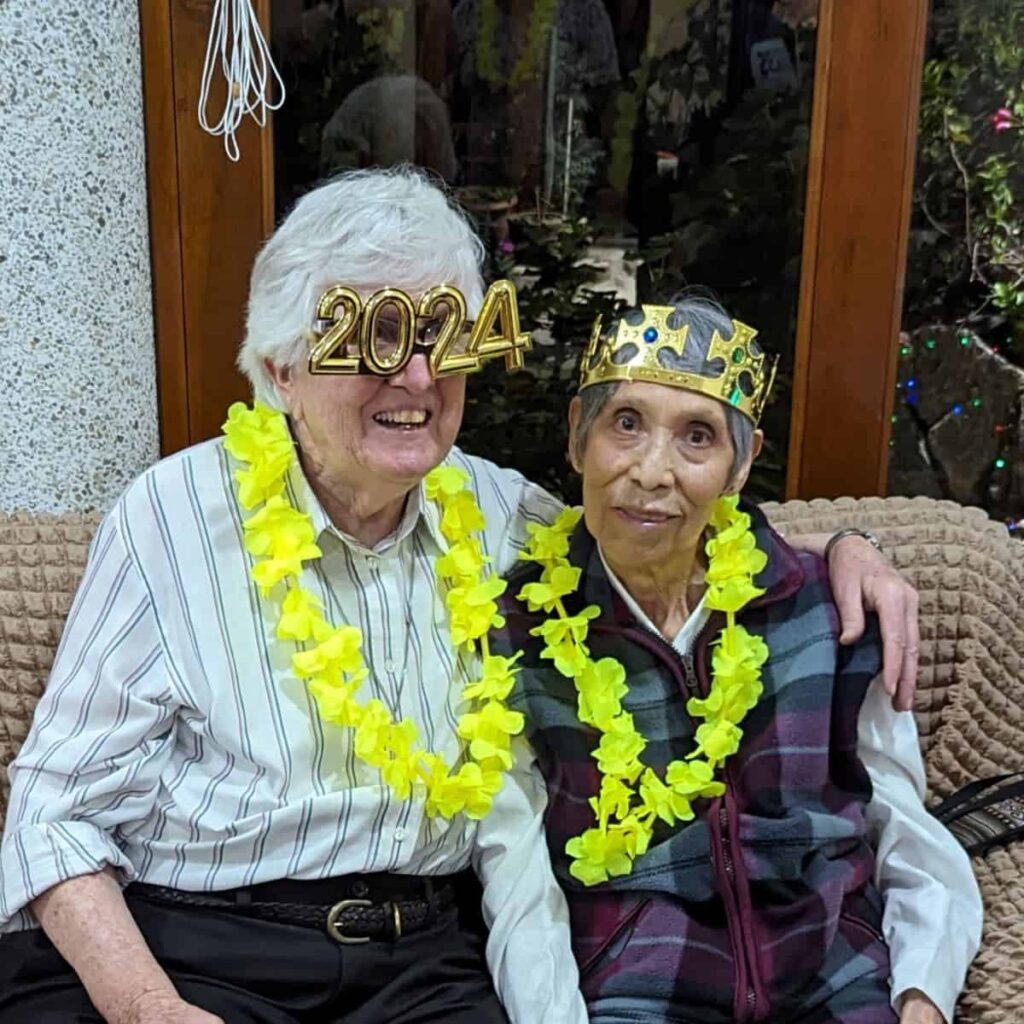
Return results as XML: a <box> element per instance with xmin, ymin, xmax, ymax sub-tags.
<box><xmin>761</xmin><ymin>497</ymin><xmax>1024</xmax><ymax>1024</ymax></box>
<box><xmin>0</xmin><ymin>511</ymin><xmax>102</xmax><ymax>816</ymax></box>
<box><xmin>2</xmin><ymin>498</ymin><xmax>1022</xmax><ymax>1020</ymax></box>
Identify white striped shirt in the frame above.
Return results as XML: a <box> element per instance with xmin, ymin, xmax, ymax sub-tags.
<box><xmin>0</xmin><ymin>438</ymin><xmax>587</xmax><ymax>1024</ymax></box>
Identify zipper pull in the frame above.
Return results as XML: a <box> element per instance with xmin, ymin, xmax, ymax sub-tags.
<box><xmin>681</xmin><ymin>651</ymin><xmax>697</xmax><ymax>695</ymax></box>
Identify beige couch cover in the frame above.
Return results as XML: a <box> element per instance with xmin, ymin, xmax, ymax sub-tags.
<box><xmin>2</xmin><ymin>498</ymin><xmax>1022</xmax><ymax>1021</ymax></box>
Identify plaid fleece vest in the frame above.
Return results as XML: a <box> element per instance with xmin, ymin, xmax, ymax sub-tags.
<box><xmin>493</xmin><ymin>506</ymin><xmax>889</xmax><ymax>1023</ymax></box>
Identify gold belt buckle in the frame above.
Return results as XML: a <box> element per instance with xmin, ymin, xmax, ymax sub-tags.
<box><xmin>326</xmin><ymin>898</ymin><xmax>373</xmax><ymax>944</ymax></box>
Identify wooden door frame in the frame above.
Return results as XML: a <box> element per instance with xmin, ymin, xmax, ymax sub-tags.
<box><xmin>140</xmin><ymin>0</ymin><xmax>928</xmax><ymax>500</ymax></box>
<box><xmin>786</xmin><ymin>0</ymin><xmax>929</xmax><ymax>498</ymax></box>
<box><xmin>139</xmin><ymin>0</ymin><xmax>274</xmax><ymax>456</ymax></box>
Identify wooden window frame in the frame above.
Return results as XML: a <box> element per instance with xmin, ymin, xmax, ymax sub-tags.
<box><xmin>140</xmin><ymin>0</ymin><xmax>927</xmax><ymax>500</ymax></box>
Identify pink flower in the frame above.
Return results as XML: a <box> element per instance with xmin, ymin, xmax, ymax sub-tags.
<box><xmin>992</xmin><ymin>107</ymin><xmax>1014</xmax><ymax>132</ymax></box>
<box><xmin>498</xmin><ymin>240</ymin><xmax>515</xmax><ymax>254</ymax></box>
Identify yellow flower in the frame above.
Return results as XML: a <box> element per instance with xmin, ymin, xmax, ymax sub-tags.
<box><xmin>588</xmin><ymin>774</ymin><xmax>634</xmax><ymax>825</ymax></box>
<box><xmin>706</xmin><ymin>576</ymin><xmax>765</xmax><ymax>613</ymax></box>
<box><xmin>425</xmin><ymin>760</ymin><xmax>503</xmax><ymax>820</ymax></box>
<box><xmin>455</xmin><ymin>762</ymin><xmax>505</xmax><ymax>819</ymax></box>
<box><xmin>244</xmin><ymin>498</ymin><xmax>321</xmax><ymax>591</ymax></box>
<box><xmin>439</xmin><ymin>491</ymin><xmax>486</xmax><ymax>541</ymax></box>
<box><xmin>436</xmin><ymin>537</ymin><xmax>488</xmax><ymax>583</ymax></box>
<box><xmin>457</xmin><ymin>700</ymin><xmax>525</xmax><ymax>770</ymax></box>
<box><xmin>617</xmin><ymin>814</ymin><xmax>653</xmax><ymax>859</ymax></box>
<box><xmin>292</xmin><ymin>624</ymin><xmax>364</xmax><ymax>680</ymax></box>
<box><xmin>690</xmin><ymin>629</ymin><xmax>766</xmax><ymax>723</ymax></box>
<box><xmin>707</xmin><ymin>494</ymin><xmax>746</xmax><ymax>533</ymax></box>
<box><xmin>447</xmin><ymin>574</ymin><xmax>507</xmax><ymax>648</ymax></box>
<box><xmin>380</xmin><ymin>719</ymin><xmax>420</xmax><ymax>799</ymax></box>
<box><xmin>553</xmin><ymin>506</ymin><xmax>584</xmax><ymax>533</ymax></box>
<box><xmin>419</xmin><ymin>753</ymin><xmax>454</xmax><ymax>812</ymax></box>
<box><xmin>517</xmin><ymin>564</ymin><xmax>582</xmax><ymax>613</ymax></box>
<box><xmin>236</xmin><ymin>456</ymin><xmax>292</xmax><ymax>509</ymax></box>
<box><xmin>223</xmin><ymin>403</ymin><xmax>294</xmax><ymax>508</ymax></box>
<box><xmin>424</xmin><ymin>465</ymin><xmax>470</xmax><ymax>501</ymax></box>
<box><xmin>243</xmin><ymin>496</ymin><xmax>317</xmax><ymax>558</ymax></box>
<box><xmin>695</xmin><ymin>718</ymin><xmax>743</xmax><ymax>763</ymax></box>
<box><xmin>222</xmin><ymin>401</ymin><xmax>292</xmax><ymax>463</ymax></box>
<box><xmin>575</xmin><ymin>657</ymin><xmax>627</xmax><ymax>730</ymax></box>
<box><xmin>520</xmin><ymin>508</ymin><xmax>581</xmax><ymax>565</ymax></box>
<box><xmin>705</xmin><ymin>534</ymin><xmax>768</xmax><ymax>582</ymax></box>
<box><xmin>638</xmin><ymin>768</ymin><xmax>696</xmax><ymax>826</ymax></box>
<box><xmin>308</xmin><ymin>676</ymin><xmax>365</xmax><ymax>728</ymax></box>
<box><xmin>530</xmin><ymin>605</ymin><xmax>599</xmax><ymax>648</ymax></box>
<box><xmin>665</xmin><ymin>757</ymin><xmax>726</xmax><ymax>799</ymax></box>
<box><xmin>354</xmin><ymin>699</ymin><xmax>393</xmax><ymax>767</ymax></box>
<box><xmin>566</xmin><ymin>826</ymin><xmax>633</xmax><ymax>886</ymax></box>
<box><xmin>462</xmin><ymin>653</ymin><xmax>523</xmax><ymax>701</ymax></box>
<box><xmin>594</xmin><ymin>713</ymin><xmax>646</xmax><ymax>780</ymax></box>
<box><xmin>538</xmin><ymin>636</ymin><xmax>591</xmax><ymax>678</ymax></box>
<box><xmin>277</xmin><ymin>587</ymin><xmax>328</xmax><ymax>642</ymax></box>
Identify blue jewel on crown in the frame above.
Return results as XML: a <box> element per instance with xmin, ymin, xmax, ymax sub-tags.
<box><xmin>643</xmin><ymin>327</ymin><xmax>659</xmax><ymax>343</ymax></box>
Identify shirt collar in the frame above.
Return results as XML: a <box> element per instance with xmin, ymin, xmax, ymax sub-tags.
<box><xmin>284</xmin><ymin>454</ymin><xmax>448</xmax><ymax>555</ymax></box>
<box><xmin>597</xmin><ymin>544</ymin><xmax>710</xmax><ymax>653</ymax></box>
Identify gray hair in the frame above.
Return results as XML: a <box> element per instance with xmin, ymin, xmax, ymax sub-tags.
<box><xmin>573</xmin><ymin>295</ymin><xmax>756</xmax><ymax>483</ymax></box>
<box><xmin>238</xmin><ymin>166</ymin><xmax>485</xmax><ymax>408</ymax></box>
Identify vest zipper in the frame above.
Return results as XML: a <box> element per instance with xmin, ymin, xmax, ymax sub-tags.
<box><xmin>680</xmin><ymin>650</ymin><xmax>698</xmax><ymax>695</ymax></box>
<box><xmin>718</xmin><ymin>800</ymin><xmax>757</xmax><ymax>1019</ymax></box>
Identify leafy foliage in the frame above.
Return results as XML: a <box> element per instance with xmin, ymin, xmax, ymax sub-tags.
<box><xmin>458</xmin><ymin>214</ymin><xmax>623</xmax><ymax>503</ymax></box>
<box><xmin>906</xmin><ymin>0</ymin><xmax>1024</xmax><ymax>361</ymax></box>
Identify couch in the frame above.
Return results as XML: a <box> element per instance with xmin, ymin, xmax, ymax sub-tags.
<box><xmin>2</xmin><ymin>497</ymin><xmax>1022</xmax><ymax>1021</ymax></box>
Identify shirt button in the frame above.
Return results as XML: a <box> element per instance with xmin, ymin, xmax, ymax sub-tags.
<box><xmin>394</xmin><ymin>827</ymin><xmax>408</xmax><ymax>842</ymax></box>
<box><xmin>384</xmin><ymin>659</ymin><xmax>396</xmax><ymax>673</ymax></box>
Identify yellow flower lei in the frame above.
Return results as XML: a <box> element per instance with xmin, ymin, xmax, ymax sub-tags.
<box><xmin>516</xmin><ymin>497</ymin><xmax>770</xmax><ymax>886</ymax></box>
<box><xmin>222</xmin><ymin>402</ymin><xmax>525</xmax><ymax>822</ymax></box>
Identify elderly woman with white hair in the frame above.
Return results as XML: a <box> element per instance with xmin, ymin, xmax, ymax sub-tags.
<box><xmin>493</xmin><ymin>297</ymin><xmax>982</xmax><ymax>1023</ymax></box>
<box><xmin>0</xmin><ymin>168</ymin><xmax>919</xmax><ymax>1024</ymax></box>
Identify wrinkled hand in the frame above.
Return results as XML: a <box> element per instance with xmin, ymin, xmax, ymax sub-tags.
<box><xmin>116</xmin><ymin>990</ymin><xmax>225</xmax><ymax>1024</ymax></box>
<box><xmin>828</xmin><ymin>535</ymin><xmax>919</xmax><ymax>711</ymax></box>
<box><xmin>899</xmin><ymin>989</ymin><xmax>944</xmax><ymax>1024</ymax></box>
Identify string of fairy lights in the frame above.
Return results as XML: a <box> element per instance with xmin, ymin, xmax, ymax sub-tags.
<box><xmin>891</xmin><ymin>330</ymin><xmax>1023</xmax><ymax>536</ymax></box>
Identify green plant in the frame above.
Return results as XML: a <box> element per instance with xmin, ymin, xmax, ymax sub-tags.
<box><xmin>457</xmin><ymin>213</ymin><xmax>624</xmax><ymax>502</ymax></box>
<box><xmin>906</xmin><ymin>0</ymin><xmax>1024</xmax><ymax>357</ymax></box>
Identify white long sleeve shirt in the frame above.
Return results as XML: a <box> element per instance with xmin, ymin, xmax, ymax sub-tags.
<box><xmin>0</xmin><ymin>438</ymin><xmax>588</xmax><ymax>1024</ymax></box>
<box><xmin>602</xmin><ymin>554</ymin><xmax>983</xmax><ymax>1024</ymax></box>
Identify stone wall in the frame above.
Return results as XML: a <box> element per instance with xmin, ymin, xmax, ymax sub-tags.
<box><xmin>0</xmin><ymin>1</ymin><xmax>157</xmax><ymax>513</ymax></box>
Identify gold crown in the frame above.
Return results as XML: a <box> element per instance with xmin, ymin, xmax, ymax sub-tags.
<box><xmin>579</xmin><ymin>304</ymin><xmax>777</xmax><ymax>423</ymax></box>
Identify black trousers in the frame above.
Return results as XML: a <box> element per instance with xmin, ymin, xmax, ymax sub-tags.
<box><xmin>0</xmin><ymin>881</ymin><xmax>509</xmax><ymax>1023</ymax></box>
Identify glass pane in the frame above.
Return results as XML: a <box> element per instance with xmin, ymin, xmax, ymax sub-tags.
<box><xmin>271</xmin><ymin>0</ymin><xmax>820</xmax><ymax>502</ymax></box>
<box><xmin>889</xmin><ymin>0</ymin><xmax>1024</xmax><ymax>537</ymax></box>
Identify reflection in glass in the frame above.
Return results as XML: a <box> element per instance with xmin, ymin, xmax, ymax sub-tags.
<box><xmin>271</xmin><ymin>0</ymin><xmax>819</xmax><ymax>502</ymax></box>
<box><xmin>889</xmin><ymin>0</ymin><xmax>1023</xmax><ymax>536</ymax></box>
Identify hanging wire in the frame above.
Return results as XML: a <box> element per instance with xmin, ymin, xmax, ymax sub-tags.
<box><xmin>197</xmin><ymin>0</ymin><xmax>286</xmax><ymax>162</ymax></box>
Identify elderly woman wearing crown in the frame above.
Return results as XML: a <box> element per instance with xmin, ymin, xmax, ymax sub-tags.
<box><xmin>493</xmin><ymin>297</ymin><xmax>982</xmax><ymax>1024</ymax></box>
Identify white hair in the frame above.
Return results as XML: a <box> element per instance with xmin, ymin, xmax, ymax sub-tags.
<box><xmin>238</xmin><ymin>166</ymin><xmax>485</xmax><ymax>407</ymax></box>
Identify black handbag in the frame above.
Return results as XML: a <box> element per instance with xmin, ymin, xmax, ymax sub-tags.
<box><xmin>931</xmin><ymin>771</ymin><xmax>1024</xmax><ymax>857</ymax></box>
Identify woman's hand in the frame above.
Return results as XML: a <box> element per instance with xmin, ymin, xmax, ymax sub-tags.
<box><xmin>117</xmin><ymin>989</ymin><xmax>225</xmax><ymax>1024</ymax></box>
<box><xmin>827</xmin><ymin>535</ymin><xmax>919</xmax><ymax>712</ymax></box>
<box><xmin>898</xmin><ymin>988</ymin><xmax>945</xmax><ymax>1024</ymax></box>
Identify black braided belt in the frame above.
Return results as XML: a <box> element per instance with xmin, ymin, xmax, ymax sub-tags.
<box><xmin>129</xmin><ymin>875</ymin><xmax>458</xmax><ymax>944</ymax></box>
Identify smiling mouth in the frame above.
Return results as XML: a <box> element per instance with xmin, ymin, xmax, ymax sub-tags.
<box><xmin>372</xmin><ymin>410</ymin><xmax>433</xmax><ymax>430</ymax></box>
<box><xmin>615</xmin><ymin>506</ymin><xmax>677</xmax><ymax>527</ymax></box>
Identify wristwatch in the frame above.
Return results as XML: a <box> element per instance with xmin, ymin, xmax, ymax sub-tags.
<box><xmin>824</xmin><ymin>528</ymin><xmax>883</xmax><ymax>561</ymax></box>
